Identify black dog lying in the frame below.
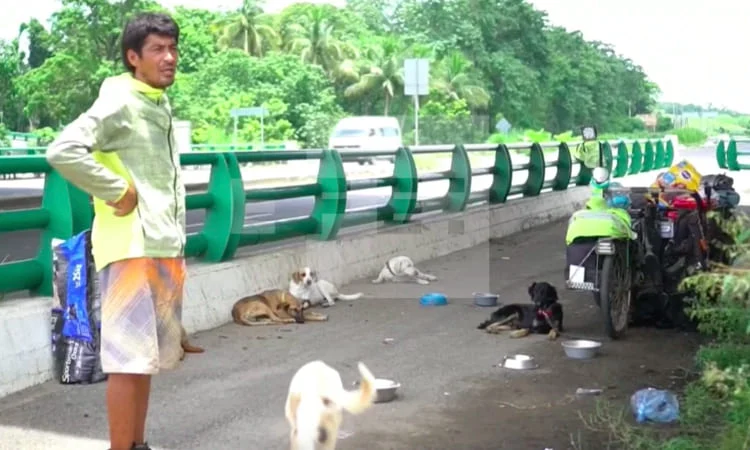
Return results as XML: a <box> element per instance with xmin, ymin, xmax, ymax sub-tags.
<box><xmin>477</xmin><ymin>281</ymin><xmax>564</xmax><ymax>340</ymax></box>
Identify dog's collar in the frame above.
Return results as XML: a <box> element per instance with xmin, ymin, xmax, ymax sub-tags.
<box><xmin>385</xmin><ymin>260</ymin><xmax>397</xmax><ymax>276</ymax></box>
<box><xmin>536</xmin><ymin>308</ymin><xmax>553</xmax><ymax>319</ymax></box>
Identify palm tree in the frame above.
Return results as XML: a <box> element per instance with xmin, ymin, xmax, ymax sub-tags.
<box><xmin>344</xmin><ymin>37</ymin><xmax>404</xmax><ymax>115</ymax></box>
<box><xmin>284</xmin><ymin>6</ymin><xmax>358</xmax><ymax>79</ymax></box>
<box><xmin>432</xmin><ymin>51</ymin><xmax>490</xmax><ymax>110</ymax></box>
<box><xmin>214</xmin><ymin>0</ymin><xmax>278</xmax><ymax>57</ymax></box>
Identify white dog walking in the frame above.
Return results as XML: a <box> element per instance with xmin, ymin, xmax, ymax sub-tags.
<box><xmin>371</xmin><ymin>256</ymin><xmax>437</xmax><ymax>285</ymax></box>
<box><xmin>285</xmin><ymin>360</ymin><xmax>376</xmax><ymax>450</ymax></box>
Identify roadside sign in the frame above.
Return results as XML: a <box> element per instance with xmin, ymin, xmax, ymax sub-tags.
<box><xmin>404</xmin><ymin>59</ymin><xmax>429</xmax><ymax>96</ymax></box>
<box><xmin>231</xmin><ymin>106</ymin><xmax>268</xmax><ymax>146</ymax></box>
<box><xmin>495</xmin><ymin>118</ymin><xmax>512</xmax><ymax>134</ymax></box>
<box><xmin>231</xmin><ymin>107</ymin><xmax>267</xmax><ymax>117</ymax></box>
<box><xmin>404</xmin><ymin>58</ymin><xmax>429</xmax><ymax>146</ymax></box>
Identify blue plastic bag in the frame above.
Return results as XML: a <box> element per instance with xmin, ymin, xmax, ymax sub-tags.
<box><xmin>59</xmin><ymin>231</ymin><xmax>93</xmax><ymax>343</ymax></box>
<box><xmin>630</xmin><ymin>388</ymin><xmax>679</xmax><ymax>423</ymax></box>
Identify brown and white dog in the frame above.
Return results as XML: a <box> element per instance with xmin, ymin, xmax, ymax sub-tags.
<box><xmin>289</xmin><ymin>267</ymin><xmax>363</xmax><ymax>308</ymax></box>
<box><xmin>285</xmin><ymin>360</ymin><xmax>376</xmax><ymax>450</ymax></box>
<box><xmin>232</xmin><ymin>289</ymin><xmax>328</xmax><ymax>326</ymax></box>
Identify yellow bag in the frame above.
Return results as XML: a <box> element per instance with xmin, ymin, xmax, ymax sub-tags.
<box><xmin>649</xmin><ymin>160</ymin><xmax>702</xmax><ymax>207</ymax></box>
<box><xmin>655</xmin><ymin>160</ymin><xmax>702</xmax><ymax>192</ymax></box>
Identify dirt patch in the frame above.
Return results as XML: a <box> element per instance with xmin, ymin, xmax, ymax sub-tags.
<box><xmin>345</xmin><ymin>299</ymin><xmax>702</xmax><ymax>450</ymax></box>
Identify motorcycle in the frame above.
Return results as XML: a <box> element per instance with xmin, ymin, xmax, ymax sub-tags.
<box><xmin>564</xmin><ymin>175</ymin><xmax>639</xmax><ymax>339</ymax></box>
<box><xmin>564</xmin><ymin>126</ymin><xmax>673</xmax><ymax>338</ymax></box>
<box><xmin>564</xmin><ymin>127</ymin><xmax>737</xmax><ymax>338</ymax></box>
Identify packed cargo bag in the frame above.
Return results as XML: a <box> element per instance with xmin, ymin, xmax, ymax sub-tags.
<box><xmin>50</xmin><ymin>230</ymin><xmax>107</xmax><ymax>385</ymax></box>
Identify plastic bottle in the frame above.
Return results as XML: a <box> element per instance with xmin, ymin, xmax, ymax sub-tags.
<box><xmin>630</xmin><ymin>388</ymin><xmax>680</xmax><ymax>423</ymax></box>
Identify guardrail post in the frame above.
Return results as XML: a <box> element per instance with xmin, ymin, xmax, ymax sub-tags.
<box><xmin>311</xmin><ymin>149</ymin><xmax>347</xmax><ymax>239</ymax></box>
<box><xmin>642</xmin><ymin>141</ymin><xmax>654</xmax><ymax>172</ymax></box>
<box><xmin>36</xmin><ymin>170</ymin><xmax>75</xmax><ymax>296</ymax></box>
<box><xmin>629</xmin><ymin>141</ymin><xmax>643</xmax><ymax>174</ymax></box>
<box><xmin>445</xmin><ymin>144</ymin><xmax>472</xmax><ymax>211</ymax></box>
<box><xmin>600</xmin><ymin>140</ymin><xmax>614</xmax><ymax>174</ymax></box>
<box><xmin>716</xmin><ymin>140</ymin><xmax>727</xmax><ymax>169</ymax></box>
<box><xmin>68</xmin><ymin>184</ymin><xmax>94</xmax><ymax>233</ymax></box>
<box><xmin>220</xmin><ymin>152</ymin><xmax>246</xmax><ymax>260</ymax></box>
<box><xmin>654</xmin><ymin>140</ymin><xmax>666</xmax><ymax>169</ymax></box>
<box><xmin>665</xmin><ymin>140</ymin><xmax>675</xmax><ymax>167</ymax></box>
<box><xmin>387</xmin><ymin>147</ymin><xmax>417</xmax><ymax>223</ymax></box>
<box><xmin>523</xmin><ymin>143</ymin><xmax>545</xmax><ymax>197</ymax></box>
<box><xmin>727</xmin><ymin>140</ymin><xmax>739</xmax><ymax>171</ymax></box>
<box><xmin>195</xmin><ymin>152</ymin><xmax>240</xmax><ymax>261</ymax></box>
<box><xmin>612</xmin><ymin>141</ymin><xmax>629</xmax><ymax>178</ymax></box>
<box><xmin>489</xmin><ymin>144</ymin><xmax>512</xmax><ymax>203</ymax></box>
<box><xmin>551</xmin><ymin>142</ymin><xmax>571</xmax><ymax>190</ymax></box>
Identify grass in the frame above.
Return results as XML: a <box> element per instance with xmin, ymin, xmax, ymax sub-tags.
<box><xmin>683</xmin><ymin>114</ymin><xmax>750</xmax><ymax>136</ymax></box>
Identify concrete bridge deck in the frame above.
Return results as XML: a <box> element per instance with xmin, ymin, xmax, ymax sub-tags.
<box><xmin>0</xmin><ymin>220</ymin><xmax>700</xmax><ymax>450</ymax></box>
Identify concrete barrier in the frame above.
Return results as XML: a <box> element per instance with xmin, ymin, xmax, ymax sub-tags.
<box><xmin>0</xmin><ymin>185</ymin><xmax>590</xmax><ymax>398</ymax></box>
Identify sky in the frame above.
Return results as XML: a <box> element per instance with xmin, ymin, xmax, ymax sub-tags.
<box><xmin>2</xmin><ymin>0</ymin><xmax>748</xmax><ymax>113</ymax></box>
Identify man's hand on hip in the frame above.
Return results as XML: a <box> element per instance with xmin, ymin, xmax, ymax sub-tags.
<box><xmin>107</xmin><ymin>184</ymin><xmax>138</xmax><ymax>217</ymax></box>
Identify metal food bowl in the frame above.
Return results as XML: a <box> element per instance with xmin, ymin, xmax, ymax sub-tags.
<box><xmin>473</xmin><ymin>292</ymin><xmax>499</xmax><ymax>307</ymax></box>
<box><xmin>501</xmin><ymin>354</ymin><xmax>538</xmax><ymax>370</ymax></box>
<box><xmin>561</xmin><ymin>339</ymin><xmax>602</xmax><ymax>360</ymax></box>
<box><xmin>373</xmin><ymin>378</ymin><xmax>400</xmax><ymax>403</ymax></box>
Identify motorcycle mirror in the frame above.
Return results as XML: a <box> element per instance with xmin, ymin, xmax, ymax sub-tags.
<box><xmin>581</xmin><ymin>126</ymin><xmax>597</xmax><ymax>142</ymax></box>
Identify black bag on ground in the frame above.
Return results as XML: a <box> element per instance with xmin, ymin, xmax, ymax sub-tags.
<box><xmin>51</xmin><ymin>230</ymin><xmax>107</xmax><ymax>385</ymax></box>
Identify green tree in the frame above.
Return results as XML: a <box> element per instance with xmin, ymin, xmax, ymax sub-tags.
<box><xmin>344</xmin><ymin>37</ymin><xmax>404</xmax><ymax>115</ymax></box>
<box><xmin>284</xmin><ymin>6</ymin><xmax>358</xmax><ymax>79</ymax></box>
<box><xmin>214</xmin><ymin>0</ymin><xmax>278</xmax><ymax>57</ymax></box>
<box><xmin>432</xmin><ymin>51</ymin><xmax>490</xmax><ymax>111</ymax></box>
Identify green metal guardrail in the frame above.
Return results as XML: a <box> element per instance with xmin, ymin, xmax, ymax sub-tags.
<box><xmin>0</xmin><ymin>144</ymin><xmax>288</xmax><ymax>156</ymax></box>
<box><xmin>0</xmin><ymin>139</ymin><xmax>673</xmax><ymax>297</ymax></box>
<box><xmin>716</xmin><ymin>139</ymin><xmax>750</xmax><ymax>171</ymax></box>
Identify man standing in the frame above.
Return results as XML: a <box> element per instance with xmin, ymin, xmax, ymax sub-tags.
<box><xmin>46</xmin><ymin>12</ymin><xmax>185</xmax><ymax>450</ymax></box>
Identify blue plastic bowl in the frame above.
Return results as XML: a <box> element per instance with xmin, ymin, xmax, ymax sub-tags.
<box><xmin>420</xmin><ymin>293</ymin><xmax>448</xmax><ymax>306</ymax></box>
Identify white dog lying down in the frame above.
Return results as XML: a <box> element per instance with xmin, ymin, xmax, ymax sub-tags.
<box><xmin>289</xmin><ymin>267</ymin><xmax>364</xmax><ymax>308</ymax></box>
<box><xmin>371</xmin><ymin>256</ymin><xmax>437</xmax><ymax>285</ymax></box>
<box><xmin>285</xmin><ymin>360</ymin><xmax>376</xmax><ymax>450</ymax></box>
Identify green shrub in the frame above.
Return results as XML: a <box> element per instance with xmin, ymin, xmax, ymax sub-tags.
<box><xmin>674</xmin><ymin>128</ymin><xmax>707</xmax><ymax>147</ymax></box>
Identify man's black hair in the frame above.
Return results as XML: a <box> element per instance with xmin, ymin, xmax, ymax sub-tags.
<box><xmin>121</xmin><ymin>12</ymin><xmax>180</xmax><ymax>73</ymax></box>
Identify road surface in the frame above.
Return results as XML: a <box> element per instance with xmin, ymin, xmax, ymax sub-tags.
<box><xmin>0</xmin><ymin>219</ymin><xmax>702</xmax><ymax>450</ymax></box>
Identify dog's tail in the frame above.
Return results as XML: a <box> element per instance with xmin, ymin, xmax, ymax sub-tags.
<box><xmin>337</xmin><ymin>292</ymin><xmax>364</xmax><ymax>301</ymax></box>
<box><xmin>477</xmin><ymin>320</ymin><xmax>491</xmax><ymax>330</ymax></box>
<box><xmin>335</xmin><ymin>362</ymin><xmax>376</xmax><ymax>415</ymax></box>
<box><xmin>181</xmin><ymin>340</ymin><xmax>205</xmax><ymax>353</ymax></box>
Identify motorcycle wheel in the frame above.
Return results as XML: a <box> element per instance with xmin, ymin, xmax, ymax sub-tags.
<box><xmin>599</xmin><ymin>249</ymin><xmax>631</xmax><ymax>339</ymax></box>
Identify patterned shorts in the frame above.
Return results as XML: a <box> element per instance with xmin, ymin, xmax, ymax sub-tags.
<box><xmin>98</xmin><ymin>257</ymin><xmax>186</xmax><ymax>375</ymax></box>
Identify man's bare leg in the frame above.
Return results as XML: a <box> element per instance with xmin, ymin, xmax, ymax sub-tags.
<box><xmin>133</xmin><ymin>375</ymin><xmax>152</xmax><ymax>446</ymax></box>
<box><xmin>106</xmin><ymin>374</ymin><xmax>139</xmax><ymax>450</ymax></box>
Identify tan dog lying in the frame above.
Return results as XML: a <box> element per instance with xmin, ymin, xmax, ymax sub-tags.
<box><xmin>180</xmin><ymin>325</ymin><xmax>204</xmax><ymax>360</ymax></box>
<box><xmin>285</xmin><ymin>360</ymin><xmax>376</xmax><ymax>450</ymax></box>
<box><xmin>232</xmin><ymin>289</ymin><xmax>328</xmax><ymax>326</ymax></box>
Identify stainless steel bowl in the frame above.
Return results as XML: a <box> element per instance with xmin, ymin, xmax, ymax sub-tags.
<box><xmin>561</xmin><ymin>339</ymin><xmax>602</xmax><ymax>359</ymax></box>
<box><xmin>501</xmin><ymin>354</ymin><xmax>538</xmax><ymax>370</ymax></box>
<box><xmin>373</xmin><ymin>378</ymin><xmax>400</xmax><ymax>403</ymax></box>
<box><xmin>473</xmin><ymin>292</ymin><xmax>499</xmax><ymax>307</ymax></box>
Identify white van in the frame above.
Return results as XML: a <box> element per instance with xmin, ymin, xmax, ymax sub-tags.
<box><xmin>328</xmin><ymin>116</ymin><xmax>402</xmax><ymax>164</ymax></box>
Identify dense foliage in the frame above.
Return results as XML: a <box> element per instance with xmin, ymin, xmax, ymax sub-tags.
<box><xmin>0</xmin><ymin>0</ymin><xmax>659</xmax><ymax>147</ymax></box>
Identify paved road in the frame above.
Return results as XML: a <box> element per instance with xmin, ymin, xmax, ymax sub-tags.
<box><xmin>0</xmin><ymin>220</ymin><xmax>703</xmax><ymax>449</ymax></box>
